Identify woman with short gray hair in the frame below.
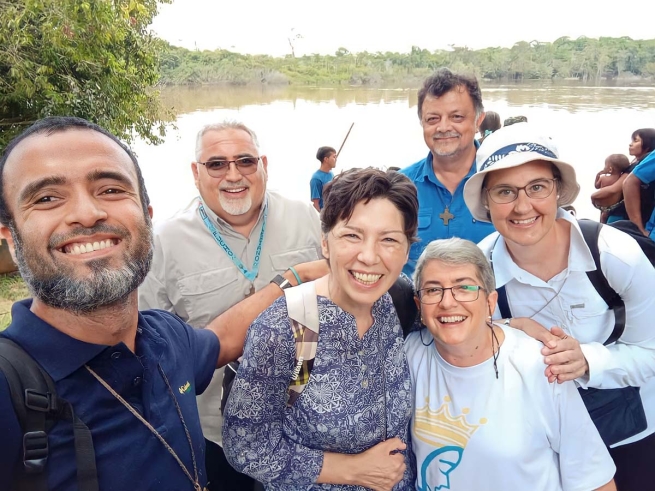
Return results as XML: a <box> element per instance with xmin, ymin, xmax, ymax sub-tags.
<box><xmin>405</xmin><ymin>237</ymin><xmax>615</xmax><ymax>491</ymax></box>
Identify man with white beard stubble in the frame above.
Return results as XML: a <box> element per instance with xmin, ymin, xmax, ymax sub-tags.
<box><xmin>139</xmin><ymin>121</ymin><xmax>323</xmax><ymax>491</ymax></box>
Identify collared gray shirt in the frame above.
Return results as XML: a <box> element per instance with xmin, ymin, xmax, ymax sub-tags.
<box><xmin>139</xmin><ymin>190</ymin><xmax>322</xmax><ymax>444</ymax></box>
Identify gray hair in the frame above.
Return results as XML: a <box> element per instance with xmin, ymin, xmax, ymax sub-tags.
<box><xmin>194</xmin><ymin>120</ymin><xmax>261</xmax><ymax>161</ymax></box>
<box><xmin>413</xmin><ymin>238</ymin><xmax>496</xmax><ymax>294</ymax></box>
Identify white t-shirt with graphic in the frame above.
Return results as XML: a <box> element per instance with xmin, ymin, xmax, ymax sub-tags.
<box><xmin>404</xmin><ymin>325</ymin><xmax>615</xmax><ymax>491</ymax></box>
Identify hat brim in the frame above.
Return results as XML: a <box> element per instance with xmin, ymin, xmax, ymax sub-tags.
<box><xmin>463</xmin><ymin>153</ymin><xmax>580</xmax><ymax>223</ymax></box>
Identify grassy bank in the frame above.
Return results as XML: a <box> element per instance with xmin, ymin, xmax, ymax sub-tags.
<box><xmin>0</xmin><ymin>274</ymin><xmax>29</xmax><ymax>330</ymax></box>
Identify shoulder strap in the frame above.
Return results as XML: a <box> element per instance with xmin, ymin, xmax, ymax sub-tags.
<box><xmin>0</xmin><ymin>338</ymin><xmax>99</xmax><ymax>491</ymax></box>
<box><xmin>577</xmin><ymin>219</ymin><xmax>625</xmax><ymax>345</ymax></box>
<box><xmin>488</xmin><ymin>236</ymin><xmax>512</xmax><ymax>319</ymax></box>
<box><xmin>285</xmin><ymin>282</ymin><xmax>320</xmax><ymax>407</ymax></box>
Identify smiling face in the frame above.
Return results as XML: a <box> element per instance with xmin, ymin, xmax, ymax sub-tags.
<box><xmin>0</xmin><ymin>128</ymin><xmax>153</xmax><ymax>313</ymax></box>
<box><xmin>484</xmin><ymin>160</ymin><xmax>559</xmax><ymax>248</ymax></box>
<box><xmin>192</xmin><ymin>128</ymin><xmax>267</xmax><ymax>223</ymax></box>
<box><xmin>629</xmin><ymin>134</ymin><xmax>643</xmax><ymax>159</ymax></box>
<box><xmin>420</xmin><ymin>88</ymin><xmax>485</xmax><ymax>161</ymax></box>
<box><xmin>417</xmin><ymin>260</ymin><xmax>497</xmax><ymax>353</ymax></box>
<box><xmin>322</xmin><ymin>198</ymin><xmax>409</xmax><ymax>314</ymax></box>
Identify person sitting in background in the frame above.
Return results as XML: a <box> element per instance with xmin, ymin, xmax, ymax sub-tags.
<box><xmin>503</xmin><ymin>115</ymin><xmax>527</xmax><ymax>126</ymax></box>
<box><xmin>223</xmin><ymin>168</ymin><xmax>418</xmax><ymax>490</ymax></box>
<box><xmin>310</xmin><ymin>146</ymin><xmax>337</xmax><ymax>211</ymax></box>
<box><xmin>591</xmin><ymin>153</ymin><xmax>631</xmax><ymax>223</ymax></box>
<box><xmin>477</xmin><ymin>111</ymin><xmax>501</xmax><ymax>143</ymax></box>
<box><xmin>406</xmin><ymin>238</ymin><xmax>616</xmax><ymax>491</ymax></box>
<box><xmin>623</xmin><ymin>128</ymin><xmax>655</xmax><ymax>235</ymax></box>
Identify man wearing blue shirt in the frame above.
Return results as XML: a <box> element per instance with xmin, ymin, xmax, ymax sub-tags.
<box><xmin>623</xmin><ymin>150</ymin><xmax>655</xmax><ymax>237</ymax></box>
<box><xmin>0</xmin><ymin>117</ymin><xmax>324</xmax><ymax>491</ymax></box>
<box><xmin>400</xmin><ymin>68</ymin><xmax>495</xmax><ymax>276</ymax></box>
<box><xmin>310</xmin><ymin>146</ymin><xmax>336</xmax><ymax>211</ymax></box>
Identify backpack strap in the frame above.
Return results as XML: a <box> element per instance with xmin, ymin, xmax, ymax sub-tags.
<box><xmin>577</xmin><ymin>219</ymin><xmax>626</xmax><ymax>345</ymax></box>
<box><xmin>0</xmin><ymin>338</ymin><xmax>99</xmax><ymax>491</ymax></box>
<box><xmin>285</xmin><ymin>282</ymin><xmax>319</xmax><ymax>407</ymax></box>
<box><xmin>488</xmin><ymin>235</ymin><xmax>513</xmax><ymax>319</ymax></box>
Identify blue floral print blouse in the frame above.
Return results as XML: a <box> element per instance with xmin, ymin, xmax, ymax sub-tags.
<box><xmin>223</xmin><ymin>293</ymin><xmax>415</xmax><ymax>490</ymax></box>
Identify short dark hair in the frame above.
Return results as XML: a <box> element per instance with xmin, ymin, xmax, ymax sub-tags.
<box><xmin>316</xmin><ymin>146</ymin><xmax>336</xmax><ymax>163</ymax></box>
<box><xmin>417</xmin><ymin>68</ymin><xmax>484</xmax><ymax>120</ymax></box>
<box><xmin>0</xmin><ymin>116</ymin><xmax>150</xmax><ymax>226</ymax></box>
<box><xmin>606</xmin><ymin>153</ymin><xmax>630</xmax><ymax>172</ymax></box>
<box><xmin>479</xmin><ymin>111</ymin><xmax>501</xmax><ymax>134</ymax></box>
<box><xmin>632</xmin><ymin>128</ymin><xmax>655</xmax><ymax>159</ymax></box>
<box><xmin>321</xmin><ymin>167</ymin><xmax>418</xmax><ymax>244</ymax></box>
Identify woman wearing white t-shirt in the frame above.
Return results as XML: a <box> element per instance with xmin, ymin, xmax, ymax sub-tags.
<box><xmin>405</xmin><ymin>237</ymin><xmax>615</xmax><ymax>491</ymax></box>
<box><xmin>463</xmin><ymin>123</ymin><xmax>655</xmax><ymax>491</ymax></box>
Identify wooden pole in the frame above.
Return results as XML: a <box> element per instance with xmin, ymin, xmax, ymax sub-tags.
<box><xmin>336</xmin><ymin>122</ymin><xmax>355</xmax><ymax>157</ymax></box>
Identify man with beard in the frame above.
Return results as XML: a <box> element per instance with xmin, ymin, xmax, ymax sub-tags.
<box><xmin>399</xmin><ymin>68</ymin><xmax>495</xmax><ymax>276</ymax></box>
<box><xmin>0</xmin><ymin>117</ymin><xmax>324</xmax><ymax>491</ymax></box>
<box><xmin>138</xmin><ymin>121</ymin><xmax>322</xmax><ymax>491</ymax></box>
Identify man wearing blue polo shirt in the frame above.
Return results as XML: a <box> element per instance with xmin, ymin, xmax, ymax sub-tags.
<box><xmin>400</xmin><ymin>68</ymin><xmax>495</xmax><ymax>276</ymax></box>
<box><xmin>0</xmin><ymin>117</ymin><xmax>324</xmax><ymax>491</ymax></box>
<box><xmin>624</xmin><ymin>150</ymin><xmax>655</xmax><ymax>238</ymax></box>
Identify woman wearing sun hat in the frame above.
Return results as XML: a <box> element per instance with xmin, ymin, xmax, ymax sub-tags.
<box><xmin>463</xmin><ymin>122</ymin><xmax>655</xmax><ymax>491</ymax></box>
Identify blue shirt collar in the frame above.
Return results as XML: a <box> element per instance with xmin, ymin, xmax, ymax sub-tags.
<box><xmin>1</xmin><ymin>299</ymin><xmax>166</xmax><ymax>382</ymax></box>
<box><xmin>416</xmin><ymin>139</ymin><xmax>480</xmax><ymax>186</ymax></box>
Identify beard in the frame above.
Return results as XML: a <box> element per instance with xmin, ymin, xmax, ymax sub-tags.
<box><xmin>11</xmin><ymin>219</ymin><xmax>154</xmax><ymax>314</ymax></box>
<box><xmin>218</xmin><ymin>178</ymin><xmax>254</xmax><ymax>216</ymax></box>
<box><xmin>431</xmin><ymin>132</ymin><xmax>463</xmax><ymax>158</ymax></box>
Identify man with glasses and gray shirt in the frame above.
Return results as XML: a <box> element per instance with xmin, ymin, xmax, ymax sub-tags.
<box><xmin>139</xmin><ymin>121</ymin><xmax>322</xmax><ymax>490</ymax></box>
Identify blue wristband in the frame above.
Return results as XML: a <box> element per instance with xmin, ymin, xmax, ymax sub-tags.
<box><xmin>288</xmin><ymin>266</ymin><xmax>302</xmax><ymax>285</ymax></box>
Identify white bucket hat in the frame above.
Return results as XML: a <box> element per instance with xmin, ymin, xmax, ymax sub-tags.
<box><xmin>463</xmin><ymin>123</ymin><xmax>580</xmax><ymax>222</ymax></box>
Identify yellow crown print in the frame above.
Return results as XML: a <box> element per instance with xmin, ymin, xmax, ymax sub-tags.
<box><xmin>413</xmin><ymin>396</ymin><xmax>486</xmax><ymax>449</ymax></box>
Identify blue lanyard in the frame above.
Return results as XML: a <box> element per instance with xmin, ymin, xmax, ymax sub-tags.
<box><xmin>197</xmin><ymin>199</ymin><xmax>267</xmax><ymax>283</ymax></box>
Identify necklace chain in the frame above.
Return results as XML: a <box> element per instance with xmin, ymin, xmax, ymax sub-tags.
<box><xmin>85</xmin><ymin>364</ymin><xmax>204</xmax><ymax>491</ymax></box>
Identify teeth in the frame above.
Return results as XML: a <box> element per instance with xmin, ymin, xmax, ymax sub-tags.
<box><xmin>63</xmin><ymin>239</ymin><xmax>116</xmax><ymax>255</ymax></box>
<box><xmin>438</xmin><ymin>316</ymin><xmax>466</xmax><ymax>323</ymax></box>
<box><xmin>223</xmin><ymin>187</ymin><xmax>246</xmax><ymax>194</ymax></box>
<box><xmin>351</xmin><ymin>272</ymin><xmax>382</xmax><ymax>284</ymax></box>
<box><xmin>511</xmin><ymin>217</ymin><xmax>537</xmax><ymax>224</ymax></box>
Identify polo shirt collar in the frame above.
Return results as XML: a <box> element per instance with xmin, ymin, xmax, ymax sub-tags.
<box><xmin>416</xmin><ymin>139</ymin><xmax>480</xmax><ymax>186</ymax></box>
<box><xmin>489</xmin><ymin>209</ymin><xmax>596</xmax><ymax>288</ymax></box>
<box><xmin>2</xmin><ymin>299</ymin><xmax>168</xmax><ymax>382</ymax></box>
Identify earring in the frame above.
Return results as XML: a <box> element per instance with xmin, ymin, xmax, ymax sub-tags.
<box><xmin>484</xmin><ymin>204</ymin><xmax>489</xmax><ymax>210</ymax></box>
<box><xmin>557</xmin><ymin>195</ymin><xmax>560</xmax><ymax>198</ymax></box>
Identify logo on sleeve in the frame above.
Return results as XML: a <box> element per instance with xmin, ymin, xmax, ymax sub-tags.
<box><xmin>178</xmin><ymin>381</ymin><xmax>191</xmax><ymax>394</ymax></box>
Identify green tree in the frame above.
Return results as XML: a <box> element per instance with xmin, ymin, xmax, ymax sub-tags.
<box><xmin>0</xmin><ymin>0</ymin><xmax>172</xmax><ymax>148</ymax></box>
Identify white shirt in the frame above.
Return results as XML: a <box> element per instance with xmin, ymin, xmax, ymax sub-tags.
<box><xmin>478</xmin><ymin>208</ymin><xmax>655</xmax><ymax>446</ymax></box>
<box><xmin>138</xmin><ymin>191</ymin><xmax>322</xmax><ymax>444</ymax></box>
<box><xmin>405</xmin><ymin>326</ymin><xmax>615</xmax><ymax>491</ymax></box>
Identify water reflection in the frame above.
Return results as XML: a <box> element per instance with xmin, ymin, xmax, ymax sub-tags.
<box><xmin>133</xmin><ymin>82</ymin><xmax>655</xmax><ymax>223</ymax></box>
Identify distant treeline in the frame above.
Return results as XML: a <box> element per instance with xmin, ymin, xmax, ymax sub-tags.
<box><xmin>158</xmin><ymin>36</ymin><xmax>655</xmax><ymax>86</ymax></box>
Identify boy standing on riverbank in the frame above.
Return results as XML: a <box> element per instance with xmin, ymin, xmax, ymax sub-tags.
<box><xmin>310</xmin><ymin>146</ymin><xmax>337</xmax><ymax>211</ymax></box>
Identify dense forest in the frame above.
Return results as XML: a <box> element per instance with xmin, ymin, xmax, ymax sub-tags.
<box><xmin>159</xmin><ymin>36</ymin><xmax>655</xmax><ymax>86</ymax></box>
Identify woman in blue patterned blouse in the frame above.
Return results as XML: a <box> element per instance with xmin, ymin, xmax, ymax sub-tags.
<box><xmin>223</xmin><ymin>167</ymin><xmax>418</xmax><ymax>490</ymax></box>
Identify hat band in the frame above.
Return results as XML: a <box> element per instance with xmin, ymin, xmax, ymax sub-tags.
<box><xmin>480</xmin><ymin>142</ymin><xmax>558</xmax><ymax>171</ymax></box>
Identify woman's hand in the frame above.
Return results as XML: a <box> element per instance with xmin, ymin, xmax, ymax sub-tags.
<box><xmin>541</xmin><ymin>326</ymin><xmax>589</xmax><ymax>383</ymax></box>
<box><xmin>320</xmin><ymin>438</ymin><xmax>407</xmax><ymax>491</ymax></box>
<box><xmin>508</xmin><ymin>319</ymin><xmax>589</xmax><ymax>383</ymax></box>
<box><xmin>351</xmin><ymin>438</ymin><xmax>407</xmax><ymax>491</ymax></box>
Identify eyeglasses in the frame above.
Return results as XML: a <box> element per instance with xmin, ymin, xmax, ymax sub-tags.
<box><xmin>485</xmin><ymin>178</ymin><xmax>558</xmax><ymax>204</ymax></box>
<box><xmin>417</xmin><ymin>285</ymin><xmax>484</xmax><ymax>304</ymax></box>
<box><xmin>197</xmin><ymin>157</ymin><xmax>261</xmax><ymax>178</ymax></box>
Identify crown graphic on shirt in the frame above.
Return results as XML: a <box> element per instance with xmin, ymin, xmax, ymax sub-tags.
<box><xmin>413</xmin><ymin>396</ymin><xmax>486</xmax><ymax>449</ymax></box>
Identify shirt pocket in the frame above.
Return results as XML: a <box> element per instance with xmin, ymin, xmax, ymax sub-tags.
<box><xmin>561</xmin><ymin>290</ymin><xmax>613</xmax><ymax>343</ymax></box>
<box><xmin>176</xmin><ymin>268</ymin><xmax>239</xmax><ymax>326</ymax></box>
<box><xmin>409</xmin><ymin>209</ymin><xmax>433</xmax><ymax>261</ymax></box>
<box><xmin>270</xmin><ymin>247</ymin><xmax>320</xmax><ymax>272</ymax></box>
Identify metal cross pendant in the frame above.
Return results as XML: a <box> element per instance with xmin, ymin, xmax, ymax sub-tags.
<box><xmin>439</xmin><ymin>207</ymin><xmax>455</xmax><ymax>225</ymax></box>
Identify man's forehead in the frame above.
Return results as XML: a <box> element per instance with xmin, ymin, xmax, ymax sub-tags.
<box><xmin>4</xmin><ymin>128</ymin><xmax>139</xmax><ymax>191</ymax></box>
<box><xmin>200</xmin><ymin>128</ymin><xmax>256</xmax><ymax>153</ymax></box>
<box><xmin>423</xmin><ymin>86</ymin><xmax>474</xmax><ymax>108</ymax></box>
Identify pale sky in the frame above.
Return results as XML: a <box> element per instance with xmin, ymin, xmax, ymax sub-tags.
<box><xmin>151</xmin><ymin>0</ymin><xmax>655</xmax><ymax>57</ymax></box>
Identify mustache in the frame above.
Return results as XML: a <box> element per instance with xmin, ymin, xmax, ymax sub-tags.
<box><xmin>49</xmin><ymin>223</ymin><xmax>130</xmax><ymax>249</ymax></box>
<box><xmin>219</xmin><ymin>180</ymin><xmax>250</xmax><ymax>190</ymax></box>
<box><xmin>433</xmin><ymin>132</ymin><xmax>461</xmax><ymax>139</ymax></box>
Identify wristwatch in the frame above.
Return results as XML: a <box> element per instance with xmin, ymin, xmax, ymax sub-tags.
<box><xmin>270</xmin><ymin>274</ymin><xmax>293</xmax><ymax>291</ymax></box>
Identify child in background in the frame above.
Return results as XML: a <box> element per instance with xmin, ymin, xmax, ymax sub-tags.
<box><xmin>591</xmin><ymin>154</ymin><xmax>631</xmax><ymax>223</ymax></box>
<box><xmin>310</xmin><ymin>146</ymin><xmax>336</xmax><ymax>212</ymax></box>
